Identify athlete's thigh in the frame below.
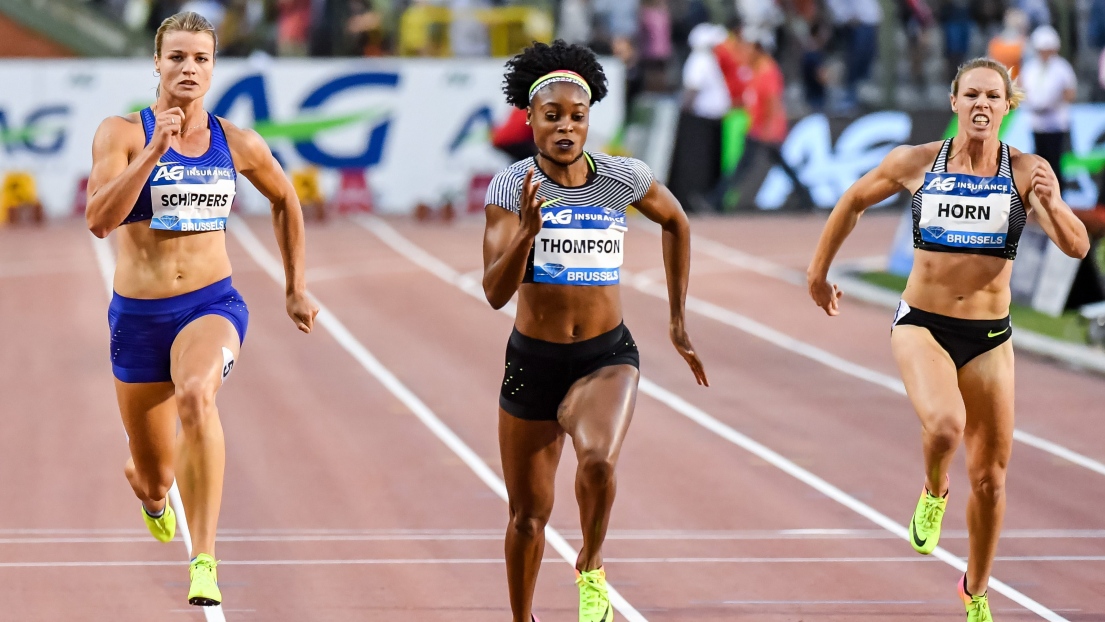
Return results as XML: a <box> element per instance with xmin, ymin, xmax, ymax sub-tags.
<box><xmin>499</xmin><ymin>409</ymin><xmax>565</xmax><ymax>511</ymax></box>
<box><xmin>558</xmin><ymin>364</ymin><xmax>640</xmax><ymax>458</ymax></box>
<box><xmin>957</xmin><ymin>341</ymin><xmax>1015</xmax><ymax>466</ymax></box>
<box><xmin>115</xmin><ymin>379</ymin><xmax>177</xmax><ymax>471</ymax></box>
<box><xmin>169</xmin><ymin>314</ymin><xmax>241</xmax><ymax>389</ymax></box>
<box><xmin>891</xmin><ymin>325</ymin><xmax>966</xmax><ymax>427</ymax></box>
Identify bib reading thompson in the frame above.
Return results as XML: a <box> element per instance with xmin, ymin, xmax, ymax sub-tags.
<box><xmin>485</xmin><ymin>152</ymin><xmax>654</xmax><ymax>286</ymax></box>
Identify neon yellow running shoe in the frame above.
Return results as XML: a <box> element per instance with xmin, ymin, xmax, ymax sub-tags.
<box><xmin>958</xmin><ymin>574</ymin><xmax>994</xmax><ymax>621</ymax></box>
<box><xmin>141</xmin><ymin>503</ymin><xmax>175</xmax><ymax>543</ymax></box>
<box><xmin>188</xmin><ymin>553</ymin><xmax>222</xmax><ymax>606</ymax></box>
<box><xmin>908</xmin><ymin>483</ymin><xmax>948</xmax><ymax>555</ymax></box>
<box><xmin>577</xmin><ymin>567</ymin><xmax>613</xmax><ymax>622</ymax></box>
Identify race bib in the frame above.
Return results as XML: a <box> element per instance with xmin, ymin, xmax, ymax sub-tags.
<box><xmin>533</xmin><ymin>205</ymin><xmax>626</xmax><ymax>285</ymax></box>
<box><xmin>919</xmin><ymin>173</ymin><xmax>1011</xmax><ymax>249</ymax></box>
<box><xmin>149</xmin><ymin>162</ymin><xmax>236</xmax><ymax>232</ymax></box>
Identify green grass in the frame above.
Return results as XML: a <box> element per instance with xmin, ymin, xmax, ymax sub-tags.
<box><xmin>857</xmin><ymin>271</ymin><xmax>1088</xmax><ymax>343</ymax></box>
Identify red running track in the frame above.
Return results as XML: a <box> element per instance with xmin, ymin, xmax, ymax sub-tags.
<box><xmin>0</xmin><ymin>210</ymin><xmax>1102</xmax><ymax>621</ymax></box>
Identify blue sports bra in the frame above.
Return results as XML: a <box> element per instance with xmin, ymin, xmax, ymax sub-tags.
<box><xmin>121</xmin><ymin>107</ymin><xmax>237</xmax><ymax>232</ymax></box>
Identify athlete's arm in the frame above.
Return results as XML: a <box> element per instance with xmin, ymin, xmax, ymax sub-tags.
<box><xmin>635</xmin><ymin>181</ymin><xmax>708</xmax><ymax>386</ymax></box>
<box><xmin>1019</xmin><ymin>154</ymin><xmax>1090</xmax><ymax>259</ymax></box>
<box><xmin>86</xmin><ymin>109</ymin><xmax>183</xmax><ymax>237</ymax></box>
<box><xmin>807</xmin><ymin>144</ymin><xmax>928</xmax><ymax>315</ymax></box>
<box><xmin>482</xmin><ymin>168</ymin><xmax>541</xmax><ymax>310</ymax></box>
<box><xmin>224</xmin><ymin>122</ymin><xmax>319</xmax><ymax>333</ymax></box>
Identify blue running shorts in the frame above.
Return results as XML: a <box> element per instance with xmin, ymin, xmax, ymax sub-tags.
<box><xmin>108</xmin><ymin>277</ymin><xmax>248</xmax><ymax>383</ymax></box>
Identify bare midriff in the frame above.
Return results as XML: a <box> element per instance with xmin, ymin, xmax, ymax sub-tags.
<box><xmin>112</xmin><ymin>222</ymin><xmax>232</xmax><ymax>299</ymax></box>
<box><xmin>514</xmin><ymin>283</ymin><xmax>623</xmax><ymax>343</ymax></box>
<box><xmin>901</xmin><ymin>248</ymin><xmax>1012</xmax><ymax>319</ymax></box>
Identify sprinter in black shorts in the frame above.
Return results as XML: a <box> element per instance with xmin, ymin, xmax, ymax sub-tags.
<box><xmin>808</xmin><ymin>58</ymin><xmax>1088</xmax><ymax>621</ymax></box>
<box><xmin>482</xmin><ymin>41</ymin><xmax>708</xmax><ymax>622</ymax></box>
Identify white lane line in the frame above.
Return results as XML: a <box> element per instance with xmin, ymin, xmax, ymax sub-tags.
<box><xmin>7</xmin><ymin>527</ymin><xmax>1105</xmax><ymax>544</ymax></box>
<box><xmin>641</xmin><ymin>226</ymin><xmax>1105</xmax><ymax>478</ymax></box>
<box><xmin>89</xmin><ymin>234</ymin><xmax>226</xmax><ymax>622</ymax></box>
<box><xmin>355</xmin><ymin>215</ymin><xmax>1071</xmax><ymax>622</ymax></box>
<box><xmin>6</xmin><ymin>554</ymin><xmax>1105</xmax><ymax>569</ymax></box>
<box><xmin>226</xmin><ymin>220</ymin><xmax>649</xmax><ymax>622</ymax></box>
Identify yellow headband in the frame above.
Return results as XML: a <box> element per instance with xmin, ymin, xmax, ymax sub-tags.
<box><xmin>528</xmin><ymin>70</ymin><xmax>592</xmax><ymax>102</ymax></box>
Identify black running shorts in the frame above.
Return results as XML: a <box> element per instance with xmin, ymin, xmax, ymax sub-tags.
<box><xmin>499</xmin><ymin>323</ymin><xmax>640</xmax><ymax>421</ymax></box>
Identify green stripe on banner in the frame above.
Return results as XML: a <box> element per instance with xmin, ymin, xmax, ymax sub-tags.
<box><xmin>721</xmin><ymin>108</ymin><xmax>750</xmax><ymax>176</ymax></box>
<box><xmin>1061</xmin><ymin>150</ymin><xmax>1105</xmax><ymax>176</ymax></box>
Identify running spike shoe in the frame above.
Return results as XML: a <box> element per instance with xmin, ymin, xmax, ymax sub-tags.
<box><xmin>577</xmin><ymin>567</ymin><xmax>613</xmax><ymax>622</ymax></box>
<box><xmin>188</xmin><ymin>553</ymin><xmax>222</xmax><ymax>606</ymax></box>
<box><xmin>142</xmin><ymin>502</ymin><xmax>176</xmax><ymax>543</ymax></box>
<box><xmin>958</xmin><ymin>574</ymin><xmax>994</xmax><ymax>621</ymax></box>
<box><xmin>909</xmin><ymin>482</ymin><xmax>948</xmax><ymax>555</ymax></box>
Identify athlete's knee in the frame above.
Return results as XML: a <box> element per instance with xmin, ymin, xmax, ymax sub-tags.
<box><xmin>577</xmin><ymin>448</ymin><xmax>617</xmax><ymax>488</ymax></box>
<box><xmin>507</xmin><ymin>504</ymin><xmax>551</xmax><ymax>539</ymax></box>
<box><xmin>175</xmin><ymin>377</ymin><xmax>219</xmax><ymax>428</ymax></box>
<box><xmin>138</xmin><ymin>469</ymin><xmax>173</xmax><ymax>502</ymax></box>
<box><xmin>968</xmin><ymin>464</ymin><xmax>1007</xmax><ymax>503</ymax></box>
<box><xmin>922</xmin><ymin>413</ymin><xmax>964</xmax><ymax>452</ymax></box>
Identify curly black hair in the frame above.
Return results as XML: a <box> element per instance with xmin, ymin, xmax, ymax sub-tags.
<box><xmin>502</xmin><ymin>40</ymin><xmax>609</xmax><ymax>109</ymax></box>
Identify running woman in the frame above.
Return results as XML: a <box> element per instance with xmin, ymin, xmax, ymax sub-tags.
<box><xmin>85</xmin><ymin>12</ymin><xmax>317</xmax><ymax>606</ymax></box>
<box><xmin>808</xmin><ymin>58</ymin><xmax>1089</xmax><ymax>621</ymax></box>
<box><xmin>483</xmin><ymin>41</ymin><xmax>709</xmax><ymax>622</ymax></box>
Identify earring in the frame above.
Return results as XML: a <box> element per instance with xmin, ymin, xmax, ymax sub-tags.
<box><xmin>525</xmin><ymin>120</ymin><xmax>531</xmax><ymax>126</ymax></box>
<box><xmin>154</xmin><ymin>70</ymin><xmax>160</xmax><ymax>77</ymax></box>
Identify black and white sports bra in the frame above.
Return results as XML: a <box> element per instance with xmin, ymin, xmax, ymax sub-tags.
<box><xmin>910</xmin><ymin>138</ymin><xmax>1026</xmax><ymax>260</ymax></box>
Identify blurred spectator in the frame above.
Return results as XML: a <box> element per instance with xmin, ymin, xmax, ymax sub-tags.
<box><xmin>987</xmin><ymin>8</ymin><xmax>1028</xmax><ymax>80</ymax></box>
<box><xmin>900</xmin><ymin>0</ymin><xmax>936</xmax><ymax>93</ymax></box>
<box><xmin>346</xmin><ymin>0</ymin><xmax>388</xmax><ymax>56</ymax></box>
<box><xmin>938</xmin><ymin>0</ymin><xmax>972</xmax><ymax>83</ymax></box>
<box><xmin>638</xmin><ymin>0</ymin><xmax>672</xmax><ymax>91</ymax></box>
<box><xmin>971</xmin><ymin>0</ymin><xmax>1008</xmax><ymax>39</ymax></box>
<box><xmin>669</xmin><ymin>23</ymin><xmax>729</xmax><ymax>212</ymax></box>
<box><xmin>713</xmin><ymin>31</ymin><xmax>812</xmax><ymax>210</ymax></box>
<box><xmin>1097</xmin><ymin>42</ymin><xmax>1105</xmax><ymax>101</ymax></box>
<box><xmin>557</xmin><ymin>0</ymin><xmax>593</xmax><ymax>45</ymax></box>
<box><xmin>826</xmin><ymin>0</ymin><xmax>882</xmax><ymax>111</ymax></box>
<box><xmin>736</xmin><ymin>0</ymin><xmax>784</xmax><ymax>51</ymax></box>
<box><xmin>593</xmin><ymin>0</ymin><xmax>640</xmax><ymax>40</ymax></box>
<box><xmin>800</xmin><ymin>19</ymin><xmax>829</xmax><ymax>110</ymax></box>
<box><xmin>491</xmin><ymin>107</ymin><xmax>536</xmax><ymax>162</ymax></box>
<box><xmin>1022</xmin><ymin>25</ymin><xmax>1076</xmax><ymax>184</ymax></box>
<box><xmin>613</xmin><ymin>36</ymin><xmax>645</xmax><ymax>108</ymax></box>
<box><xmin>714</xmin><ymin>16</ymin><xmax>754</xmax><ymax>107</ymax></box>
<box><xmin>277</xmin><ymin>0</ymin><xmax>312</xmax><ymax>56</ymax></box>
<box><xmin>180</xmin><ymin>0</ymin><xmax>228</xmax><ymax>29</ymax></box>
<box><xmin>1091</xmin><ymin>0</ymin><xmax>1105</xmax><ymax>50</ymax></box>
<box><xmin>1016</xmin><ymin>0</ymin><xmax>1051</xmax><ymax>30</ymax></box>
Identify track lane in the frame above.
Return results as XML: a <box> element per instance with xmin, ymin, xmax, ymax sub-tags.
<box><xmin>363</xmin><ymin>215</ymin><xmax>1103</xmax><ymax>619</ymax></box>
<box><xmin>242</xmin><ymin>217</ymin><xmax>1058</xmax><ymax>620</ymax></box>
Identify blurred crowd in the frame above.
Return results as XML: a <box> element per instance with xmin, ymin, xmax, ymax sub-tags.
<box><xmin>77</xmin><ymin>1</ymin><xmax>1105</xmax><ymax>109</ymax></box>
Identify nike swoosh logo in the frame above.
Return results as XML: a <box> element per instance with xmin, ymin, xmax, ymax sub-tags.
<box><xmin>988</xmin><ymin>327</ymin><xmax>1009</xmax><ymax>338</ymax></box>
<box><xmin>540</xmin><ymin>198</ymin><xmax>562</xmax><ymax>208</ymax></box>
<box><xmin>600</xmin><ymin>605</ymin><xmax>611</xmax><ymax>622</ymax></box>
<box><xmin>156</xmin><ymin>160</ymin><xmax>178</xmax><ymax>167</ymax></box>
<box><xmin>910</xmin><ymin>516</ymin><xmax>927</xmax><ymax>548</ymax></box>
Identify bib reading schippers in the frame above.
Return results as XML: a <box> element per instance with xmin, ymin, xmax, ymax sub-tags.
<box><xmin>149</xmin><ymin>163</ymin><xmax>236</xmax><ymax>232</ymax></box>
<box><xmin>918</xmin><ymin>172</ymin><xmax>1012</xmax><ymax>249</ymax></box>
<box><xmin>533</xmin><ymin>205</ymin><xmax>626</xmax><ymax>285</ymax></box>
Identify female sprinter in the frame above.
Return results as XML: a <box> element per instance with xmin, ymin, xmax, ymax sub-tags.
<box><xmin>85</xmin><ymin>12</ymin><xmax>318</xmax><ymax>606</ymax></box>
<box><xmin>808</xmin><ymin>58</ymin><xmax>1089</xmax><ymax>621</ymax></box>
<box><xmin>482</xmin><ymin>41</ymin><xmax>709</xmax><ymax>622</ymax></box>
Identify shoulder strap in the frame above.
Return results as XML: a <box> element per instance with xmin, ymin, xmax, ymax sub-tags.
<box><xmin>932</xmin><ymin>138</ymin><xmax>951</xmax><ymax>173</ymax></box>
<box><xmin>140</xmin><ymin>107</ymin><xmax>155</xmax><ymax>146</ymax></box>
<box><xmin>998</xmin><ymin>141</ymin><xmax>1013</xmax><ymax>177</ymax></box>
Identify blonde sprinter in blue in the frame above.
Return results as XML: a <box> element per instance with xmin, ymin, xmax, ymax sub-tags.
<box><xmin>85</xmin><ymin>12</ymin><xmax>317</xmax><ymax>606</ymax></box>
<box><xmin>809</xmin><ymin>58</ymin><xmax>1088</xmax><ymax>621</ymax></box>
